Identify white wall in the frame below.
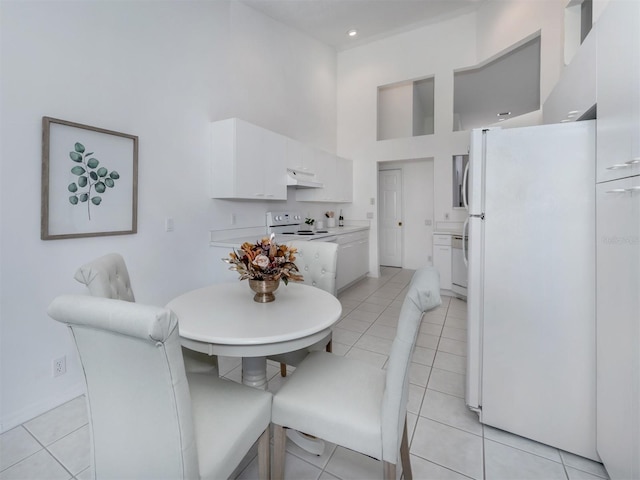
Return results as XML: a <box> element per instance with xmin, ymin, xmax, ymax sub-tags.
<box><xmin>0</xmin><ymin>0</ymin><xmax>337</xmax><ymax>432</ymax></box>
<box><xmin>337</xmin><ymin>1</ymin><xmax>565</xmax><ymax>274</ymax></box>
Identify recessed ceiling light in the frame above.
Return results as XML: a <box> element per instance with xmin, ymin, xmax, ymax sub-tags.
<box><xmin>497</xmin><ymin>112</ymin><xmax>511</xmax><ymax>117</ymax></box>
<box><xmin>347</xmin><ymin>29</ymin><xmax>358</xmax><ymax>37</ymax></box>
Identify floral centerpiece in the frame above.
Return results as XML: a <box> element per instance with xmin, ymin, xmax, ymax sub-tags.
<box><xmin>223</xmin><ymin>234</ymin><xmax>303</xmax><ymax>302</ymax></box>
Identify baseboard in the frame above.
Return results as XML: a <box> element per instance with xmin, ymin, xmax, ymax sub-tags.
<box><xmin>0</xmin><ymin>385</ymin><xmax>86</xmax><ymax>434</ymax></box>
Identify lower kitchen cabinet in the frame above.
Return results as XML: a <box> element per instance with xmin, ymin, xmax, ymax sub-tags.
<box><xmin>336</xmin><ymin>230</ymin><xmax>369</xmax><ymax>291</ymax></box>
<box><xmin>596</xmin><ymin>177</ymin><xmax>640</xmax><ymax>480</ymax></box>
<box><xmin>433</xmin><ymin>234</ymin><xmax>452</xmax><ymax>291</ymax></box>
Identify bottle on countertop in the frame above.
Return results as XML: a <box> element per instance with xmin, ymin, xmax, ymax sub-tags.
<box><xmin>338</xmin><ymin>210</ymin><xmax>344</xmax><ymax>227</ymax></box>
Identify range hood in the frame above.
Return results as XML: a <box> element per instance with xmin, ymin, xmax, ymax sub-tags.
<box><xmin>286</xmin><ymin>169</ymin><xmax>323</xmax><ymax>188</ymax></box>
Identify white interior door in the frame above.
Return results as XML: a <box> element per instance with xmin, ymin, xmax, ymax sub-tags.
<box><xmin>378</xmin><ymin>169</ymin><xmax>402</xmax><ymax>267</ymax></box>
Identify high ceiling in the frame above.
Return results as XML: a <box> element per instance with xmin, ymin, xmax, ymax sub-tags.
<box><xmin>240</xmin><ymin>0</ymin><xmax>484</xmax><ymax>50</ymax></box>
<box><xmin>239</xmin><ymin>0</ymin><xmax>541</xmax><ymax>130</ymax></box>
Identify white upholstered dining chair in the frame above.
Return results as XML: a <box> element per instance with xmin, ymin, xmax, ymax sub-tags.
<box><xmin>74</xmin><ymin>253</ymin><xmax>219</xmax><ymax>375</ymax></box>
<box><xmin>271</xmin><ymin>267</ymin><xmax>441</xmax><ymax>480</ymax></box>
<box><xmin>48</xmin><ymin>294</ymin><xmax>272</xmax><ymax>480</ymax></box>
<box><xmin>267</xmin><ymin>241</ymin><xmax>338</xmax><ymax>377</ymax></box>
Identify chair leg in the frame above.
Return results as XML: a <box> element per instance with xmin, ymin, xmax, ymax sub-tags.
<box><xmin>280</xmin><ymin>362</ymin><xmax>287</xmax><ymax>377</ymax></box>
<box><xmin>273</xmin><ymin>424</ymin><xmax>287</xmax><ymax>480</ymax></box>
<box><xmin>258</xmin><ymin>427</ymin><xmax>270</xmax><ymax>480</ymax></box>
<box><xmin>383</xmin><ymin>461</ymin><xmax>396</xmax><ymax>480</ymax></box>
<box><xmin>325</xmin><ymin>340</ymin><xmax>332</xmax><ymax>353</ymax></box>
<box><xmin>400</xmin><ymin>417</ymin><xmax>412</xmax><ymax>480</ymax></box>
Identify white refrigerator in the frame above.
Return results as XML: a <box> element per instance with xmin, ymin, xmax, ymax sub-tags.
<box><xmin>464</xmin><ymin>121</ymin><xmax>599</xmax><ymax>460</ymax></box>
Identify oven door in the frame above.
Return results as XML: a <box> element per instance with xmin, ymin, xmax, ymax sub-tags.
<box><xmin>451</xmin><ymin>235</ymin><xmax>468</xmax><ymax>298</ymax></box>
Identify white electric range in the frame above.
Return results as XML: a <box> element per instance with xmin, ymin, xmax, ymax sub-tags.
<box><xmin>266</xmin><ymin>212</ymin><xmax>337</xmax><ymax>242</ymax></box>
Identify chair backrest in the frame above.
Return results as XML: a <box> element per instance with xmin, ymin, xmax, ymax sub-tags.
<box><xmin>288</xmin><ymin>241</ymin><xmax>339</xmax><ymax>296</ymax></box>
<box><xmin>74</xmin><ymin>253</ymin><xmax>135</xmax><ymax>302</ymax></box>
<box><xmin>47</xmin><ymin>295</ymin><xmax>199</xmax><ymax>479</ymax></box>
<box><xmin>380</xmin><ymin>267</ymin><xmax>441</xmax><ymax>464</ymax></box>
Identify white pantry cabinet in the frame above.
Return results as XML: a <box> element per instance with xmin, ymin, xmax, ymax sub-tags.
<box><xmin>596</xmin><ymin>0</ymin><xmax>640</xmax><ymax>183</ymax></box>
<box><xmin>595</xmin><ymin>178</ymin><xmax>640</xmax><ymax>480</ymax></box>
<box><xmin>433</xmin><ymin>234</ymin><xmax>452</xmax><ymax>290</ymax></box>
<box><xmin>211</xmin><ymin>118</ymin><xmax>287</xmax><ymax>200</ymax></box>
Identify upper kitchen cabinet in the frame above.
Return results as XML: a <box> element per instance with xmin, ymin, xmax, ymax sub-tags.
<box><xmin>454</xmin><ymin>36</ymin><xmax>540</xmax><ymax>131</ymax></box>
<box><xmin>295</xmin><ymin>151</ymin><xmax>353</xmax><ymax>203</ymax></box>
<box><xmin>596</xmin><ymin>0</ymin><xmax>640</xmax><ymax>182</ymax></box>
<box><xmin>211</xmin><ymin>118</ymin><xmax>287</xmax><ymax>200</ymax></box>
<box><xmin>377</xmin><ymin>76</ymin><xmax>434</xmax><ymax>140</ymax></box>
<box><xmin>542</xmin><ymin>22</ymin><xmax>596</xmax><ymax>124</ymax></box>
<box><xmin>286</xmin><ymin>138</ymin><xmax>315</xmax><ymax>173</ymax></box>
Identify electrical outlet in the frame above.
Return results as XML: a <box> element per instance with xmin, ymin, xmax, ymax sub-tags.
<box><xmin>230</xmin><ymin>213</ymin><xmax>237</xmax><ymax>225</ymax></box>
<box><xmin>444</xmin><ymin>212</ymin><xmax>450</xmax><ymax>220</ymax></box>
<box><xmin>53</xmin><ymin>356</ymin><xmax>66</xmax><ymax>377</ymax></box>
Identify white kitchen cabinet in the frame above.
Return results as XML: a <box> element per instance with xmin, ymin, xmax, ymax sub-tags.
<box><xmin>286</xmin><ymin>138</ymin><xmax>315</xmax><ymax>173</ymax></box>
<box><xmin>596</xmin><ymin>0</ymin><xmax>640</xmax><ymax>182</ymax></box>
<box><xmin>596</xmin><ymin>177</ymin><xmax>640</xmax><ymax>480</ymax></box>
<box><xmin>211</xmin><ymin>118</ymin><xmax>287</xmax><ymax>200</ymax></box>
<box><xmin>542</xmin><ymin>25</ymin><xmax>596</xmax><ymax>124</ymax></box>
<box><xmin>336</xmin><ymin>230</ymin><xmax>369</xmax><ymax>291</ymax></box>
<box><xmin>433</xmin><ymin>234</ymin><xmax>452</xmax><ymax>290</ymax></box>
<box><xmin>296</xmin><ymin>151</ymin><xmax>353</xmax><ymax>203</ymax></box>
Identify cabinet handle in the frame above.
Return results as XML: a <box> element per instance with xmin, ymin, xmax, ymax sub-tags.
<box><xmin>606</xmin><ymin>159</ymin><xmax>640</xmax><ymax>170</ymax></box>
<box><xmin>606</xmin><ymin>186</ymin><xmax>640</xmax><ymax>193</ymax></box>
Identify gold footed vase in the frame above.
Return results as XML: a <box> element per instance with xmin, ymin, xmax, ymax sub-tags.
<box><xmin>248</xmin><ymin>279</ymin><xmax>280</xmax><ymax>303</ymax></box>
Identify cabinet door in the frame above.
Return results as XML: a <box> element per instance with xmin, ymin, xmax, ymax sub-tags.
<box><xmin>336</xmin><ymin>157</ymin><xmax>353</xmax><ymax>203</ymax></box>
<box><xmin>596</xmin><ymin>0</ymin><xmax>640</xmax><ymax>182</ymax></box>
<box><xmin>234</xmin><ymin>120</ymin><xmax>267</xmax><ymax>199</ymax></box>
<box><xmin>433</xmin><ymin>245</ymin><xmax>452</xmax><ymax>290</ymax></box>
<box><xmin>596</xmin><ymin>177</ymin><xmax>640</xmax><ymax>479</ymax></box>
<box><xmin>261</xmin><ymin>129</ymin><xmax>287</xmax><ymax>200</ymax></box>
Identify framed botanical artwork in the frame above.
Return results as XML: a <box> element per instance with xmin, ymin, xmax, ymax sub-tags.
<box><xmin>41</xmin><ymin>117</ymin><xmax>138</xmax><ymax>240</ymax></box>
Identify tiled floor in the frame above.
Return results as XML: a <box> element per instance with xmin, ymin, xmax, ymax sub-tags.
<box><xmin>0</xmin><ymin>267</ymin><xmax>610</xmax><ymax>480</ymax></box>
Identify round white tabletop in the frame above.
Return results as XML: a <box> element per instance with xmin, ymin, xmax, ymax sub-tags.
<box><xmin>167</xmin><ymin>281</ymin><xmax>342</xmax><ymax>389</ymax></box>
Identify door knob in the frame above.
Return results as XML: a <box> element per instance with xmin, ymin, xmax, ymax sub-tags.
<box><xmin>398</xmin><ymin>222</ymin><xmax>403</xmax><ymax>226</ymax></box>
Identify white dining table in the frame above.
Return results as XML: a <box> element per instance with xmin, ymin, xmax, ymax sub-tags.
<box><xmin>166</xmin><ymin>281</ymin><xmax>342</xmax><ymax>390</ymax></box>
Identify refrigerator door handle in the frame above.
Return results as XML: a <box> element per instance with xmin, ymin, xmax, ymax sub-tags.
<box><xmin>462</xmin><ymin>217</ymin><xmax>469</xmax><ymax>267</ymax></box>
<box><xmin>462</xmin><ymin>161</ymin><xmax>470</xmax><ymax>211</ymax></box>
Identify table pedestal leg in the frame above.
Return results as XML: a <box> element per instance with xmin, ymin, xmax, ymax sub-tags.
<box><xmin>242</xmin><ymin>356</ymin><xmax>267</xmax><ymax>390</ymax></box>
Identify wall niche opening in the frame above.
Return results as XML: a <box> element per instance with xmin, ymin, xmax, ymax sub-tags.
<box><xmin>377</xmin><ymin>76</ymin><xmax>434</xmax><ymax>141</ymax></box>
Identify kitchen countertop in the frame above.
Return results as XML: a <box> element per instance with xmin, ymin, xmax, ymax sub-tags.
<box><xmin>210</xmin><ymin>225</ymin><xmax>369</xmax><ymax>248</ymax></box>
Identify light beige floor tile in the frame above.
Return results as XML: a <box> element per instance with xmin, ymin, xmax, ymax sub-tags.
<box><xmin>353</xmin><ymin>334</ymin><xmax>392</xmax><ymax>356</ymax></box>
<box><xmin>331</xmin><ymin>327</ymin><xmax>362</xmax><ymax>346</ymax></box>
<box><xmin>362</xmin><ymin>295</ymin><xmax>393</xmax><ymax>307</ymax></box>
<box><xmin>47</xmin><ymin>425</ymin><xmax>90</xmax><ymax>476</ymax></box>
<box><xmin>218</xmin><ymin>356</ymin><xmax>242</xmax><ymax>376</ymax></box>
<box><xmin>433</xmin><ymin>351</ymin><xmax>466</xmax><ymax>375</ymax></box>
<box><xmin>374</xmin><ymin>314</ymin><xmax>399</xmax><ymax>328</ymax></box>
<box><xmin>412</xmin><ymin>346</ymin><xmax>436</xmax><ymax>366</ymax></box>
<box><xmin>356</xmin><ymin>302</ymin><xmax>387</xmax><ymax>315</ymax></box>
<box><xmin>343</xmin><ymin>309</ymin><xmax>379</xmax><ymax>323</ymax></box>
<box><xmin>416</xmin><ymin>333</ymin><xmax>439</xmax><ymax>350</ymax></box>
<box><xmin>444</xmin><ymin>316</ymin><xmax>467</xmax><ymax>330</ymax></box>
<box><xmin>560</xmin><ymin>450</ymin><xmax>609</xmax><ymax>478</ymax></box>
<box><xmin>442</xmin><ymin>325</ymin><xmax>467</xmax><ymax>341</ymax></box>
<box><xmin>330</xmin><ymin>342</ymin><xmax>350</xmax><ymax>356</ymax></box>
<box><xmin>24</xmin><ymin>397</ymin><xmax>88</xmax><ymax>446</ymax></box>
<box><xmin>438</xmin><ymin>337</ymin><xmax>467</xmax><ymax>357</ymax></box>
<box><xmin>484</xmin><ymin>439</ymin><xmax>567</xmax><ymax>479</ymax></box>
<box><xmin>427</xmin><ymin>368</ymin><xmax>465</xmax><ymax>398</ymax></box>
<box><xmin>409</xmin><ymin>454</ymin><xmax>471</xmax><ymax>480</ymax></box>
<box><xmin>75</xmin><ymin>466</ymin><xmax>93</xmax><ymax>480</ymax></box>
<box><xmin>318</xmin><ymin>471</ymin><xmax>340</xmax><ymax>480</ymax></box>
<box><xmin>0</xmin><ymin>427</ymin><xmax>41</xmax><ymax>471</ymax></box>
<box><xmin>407</xmin><ymin>384</ymin><xmax>426</xmax><ymax>415</ymax></box>
<box><xmin>423</xmin><ymin>311</ymin><xmax>446</xmax><ymax>326</ymax></box>
<box><xmin>345</xmin><ymin>347</ymin><xmax>388</xmax><ymax>368</ymax></box>
<box><xmin>336</xmin><ymin>317</ymin><xmax>372</xmax><ymax>334</ymax></box>
<box><xmin>419</xmin><ymin>322</ymin><xmax>443</xmax><ymax>337</ymax></box>
<box><xmin>483</xmin><ymin>426</ymin><xmax>562</xmax><ymax>462</ymax></box>
<box><xmin>410</xmin><ymin>417</ymin><xmax>483</xmax><ymax>479</ymax></box>
<box><xmin>0</xmin><ymin>449</ymin><xmax>71</xmax><ymax>480</ymax></box>
<box><xmin>420</xmin><ymin>389</ymin><xmax>482</xmax><ymax>436</ymax></box>
<box><xmin>366</xmin><ymin>324</ymin><xmax>397</xmax><ymax>340</ymax></box>
<box><xmin>408</xmin><ymin>363</ymin><xmax>432</xmax><ymax>387</ymax></box>
<box><xmin>324</xmin><ymin>446</ymin><xmax>382</xmax><ymax>480</ymax></box>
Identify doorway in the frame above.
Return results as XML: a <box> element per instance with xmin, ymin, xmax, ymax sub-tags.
<box><xmin>378</xmin><ymin>159</ymin><xmax>434</xmax><ymax>269</ymax></box>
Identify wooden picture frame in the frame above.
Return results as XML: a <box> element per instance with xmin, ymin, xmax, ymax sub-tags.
<box><xmin>41</xmin><ymin>117</ymin><xmax>138</xmax><ymax>240</ymax></box>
